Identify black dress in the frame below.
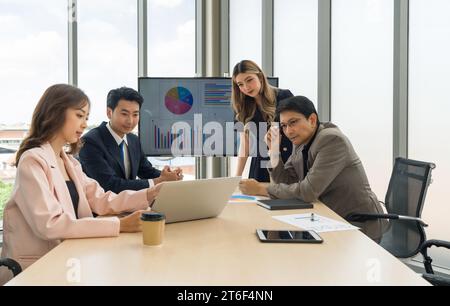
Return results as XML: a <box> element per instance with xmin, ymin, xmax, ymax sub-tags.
<box><xmin>239</xmin><ymin>88</ymin><xmax>294</xmax><ymax>182</ymax></box>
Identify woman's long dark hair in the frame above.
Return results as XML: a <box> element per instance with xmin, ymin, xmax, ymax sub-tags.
<box><xmin>15</xmin><ymin>84</ymin><xmax>90</xmax><ymax>166</ymax></box>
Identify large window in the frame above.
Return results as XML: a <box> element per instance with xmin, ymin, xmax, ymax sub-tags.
<box><xmin>230</xmin><ymin>0</ymin><xmax>262</xmax><ymax>70</ymax></box>
<box><xmin>0</xmin><ymin>0</ymin><xmax>67</xmax><ymax>217</ymax></box>
<box><xmin>274</xmin><ymin>0</ymin><xmax>318</xmax><ymax>101</ymax></box>
<box><xmin>78</xmin><ymin>0</ymin><xmax>138</xmax><ymax>125</ymax></box>
<box><xmin>229</xmin><ymin>0</ymin><xmax>263</xmax><ymax>178</ymax></box>
<box><xmin>147</xmin><ymin>0</ymin><xmax>196</xmax><ymax>180</ymax></box>
<box><xmin>331</xmin><ymin>0</ymin><xmax>394</xmax><ymax>199</ymax></box>
<box><xmin>0</xmin><ymin>0</ymin><xmax>67</xmax><ymax>125</ymax></box>
<box><xmin>148</xmin><ymin>0</ymin><xmax>195</xmax><ymax>77</ymax></box>
<box><xmin>409</xmin><ymin>0</ymin><xmax>450</xmax><ymax>268</ymax></box>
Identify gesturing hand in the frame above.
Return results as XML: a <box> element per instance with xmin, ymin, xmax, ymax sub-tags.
<box><xmin>265</xmin><ymin>126</ymin><xmax>280</xmax><ymax>151</ymax></box>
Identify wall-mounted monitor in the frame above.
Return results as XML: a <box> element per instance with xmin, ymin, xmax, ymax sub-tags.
<box><xmin>139</xmin><ymin>77</ymin><xmax>279</xmax><ymax>157</ymax></box>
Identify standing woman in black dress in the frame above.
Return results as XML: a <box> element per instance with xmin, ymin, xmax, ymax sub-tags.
<box><xmin>231</xmin><ymin>60</ymin><xmax>294</xmax><ymax>182</ymax></box>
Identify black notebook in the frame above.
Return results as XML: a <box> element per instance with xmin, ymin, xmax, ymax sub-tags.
<box><xmin>257</xmin><ymin>199</ymin><xmax>313</xmax><ymax>211</ymax></box>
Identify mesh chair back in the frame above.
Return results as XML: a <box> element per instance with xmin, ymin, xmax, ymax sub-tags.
<box><xmin>380</xmin><ymin>158</ymin><xmax>435</xmax><ymax>258</ymax></box>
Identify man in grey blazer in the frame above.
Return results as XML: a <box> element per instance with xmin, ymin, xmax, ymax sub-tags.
<box><xmin>239</xmin><ymin>96</ymin><xmax>387</xmax><ymax>242</ymax></box>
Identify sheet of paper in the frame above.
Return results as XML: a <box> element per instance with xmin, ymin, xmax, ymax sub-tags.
<box><xmin>273</xmin><ymin>213</ymin><xmax>359</xmax><ymax>233</ymax></box>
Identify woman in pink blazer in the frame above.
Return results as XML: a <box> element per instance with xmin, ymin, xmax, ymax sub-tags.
<box><xmin>0</xmin><ymin>84</ymin><xmax>161</xmax><ymax>284</ymax></box>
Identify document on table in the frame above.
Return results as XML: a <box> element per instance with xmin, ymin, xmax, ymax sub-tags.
<box><xmin>273</xmin><ymin>213</ymin><xmax>359</xmax><ymax>233</ymax></box>
<box><xmin>229</xmin><ymin>194</ymin><xmax>270</xmax><ymax>204</ymax></box>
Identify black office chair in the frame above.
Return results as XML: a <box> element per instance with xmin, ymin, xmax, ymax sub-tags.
<box><xmin>420</xmin><ymin>240</ymin><xmax>450</xmax><ymax>286</ymax></box>
<box><xmin>0</xmin><ymin>230</ymin><xmax>22</xmax><ymax>278</ymax></box>
<box><xmin>0</xmin><ymin>257</ymin><xmax>22</xmax><ymax>277</ymax></box>
<box><xmin>347</xmin><ymin>158</ymin><xmax>435</xmax><ymax>258</ymax></box>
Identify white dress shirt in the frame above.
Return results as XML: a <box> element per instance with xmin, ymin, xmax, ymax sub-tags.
<box><xmin>106</xmin><ymin>122</ymin><xmax>155</xmax><ymax>187</ymax></box>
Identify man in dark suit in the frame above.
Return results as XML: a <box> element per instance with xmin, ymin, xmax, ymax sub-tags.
<box><xmin>79</xmin><ymin>87</ymin><xmax>183</xmax><ymax>194</ymax></box>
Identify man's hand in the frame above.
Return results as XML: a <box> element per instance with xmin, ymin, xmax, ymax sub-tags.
<box><xmin>265</xmin><ymin>126</ymin><xmax>282</xmax><ymax>168</ymax></box>
<box><xmin>265</xmin><ymin>126</ymin><xmax>281</xmax><ymax>151</ymax></box>
<box><xmin>172</xmin><ymin>167</ymin><xmax>184</xmax><ymax>181</ymax></box>
<box><xmin>239</xmin><ymin>179</ymin><xmax>269</xmax><ymax>197</ymax></box>
<box><xmin>155</xmin><ymin>166</ymin><xmax>184</xmax><ymax>184</ymax></box>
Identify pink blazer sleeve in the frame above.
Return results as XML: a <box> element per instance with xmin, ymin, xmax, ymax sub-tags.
<box><xmin>15</xmin><ymin>153</ymin><xmax>120</xmax><ymax>240</ymax></box>
<box><xmin>72</xmin><ymin>157</ymin><xmax>150</xmax><ymax>216</ymax></box>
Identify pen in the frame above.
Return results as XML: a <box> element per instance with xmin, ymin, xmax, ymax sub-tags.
<box><xmin>294</xmin><ymin>214</ymin><xmax>318</xmax><ymax>221</ymax></box>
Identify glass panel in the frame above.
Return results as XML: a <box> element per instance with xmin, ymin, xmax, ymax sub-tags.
<box><xmin>230</xmin><ymin>0</ymin><xmax>262</xmax><ymax>70</ymax></box>
<box><xmin>0</xmin><ymin>0</ymin><xmax>67</xmax><ymax>217</ymax></box>
<box><xmin>409</xmin><ymin>0</ymin><xmax>450</xmax><ymax>268</ymax></box>
<box><xmin>147</xmin><ymin>0</ymin><xmax>196</xmax><ymax>180</ymax></box>
<box><xmin>148</xmin><ymin>0</ymin><xmax>195</xmax><ymax>77</ymax></box>
<box><xmin>274</xmin><ymin>0</ymin><xmax>318</xmax><ymax>102</ymax></box>
<box><xmin>78</xmin><ymin>0</ymin><xmax>138</xmax><ymax>125</ymax></box>
<box><xmin>331</xmin><ymin>0</ymin><xmax>394</xmax><ymax>199</ymax></box>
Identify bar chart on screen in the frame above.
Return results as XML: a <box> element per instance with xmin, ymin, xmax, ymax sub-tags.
<box><xmin>203</xmin><ymin>83</ymin><xmax>232</xmax><ymax>107</ymax></box>
<box><xmin>151</xmin><ymin>120</ymin><xmax>208</xmax><ymax>153</ymax></box>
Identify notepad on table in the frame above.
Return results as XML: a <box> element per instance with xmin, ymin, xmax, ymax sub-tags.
<box><xmin>257</xmin><ymin>199</ymin><xmax>313</xmax><ymax>210</ymax></box>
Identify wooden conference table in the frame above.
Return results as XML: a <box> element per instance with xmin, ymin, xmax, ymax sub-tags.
<box><xmin>6</xmin><ymin>201</ymin><xmax>429</xmax><ymax>286</ymax></box>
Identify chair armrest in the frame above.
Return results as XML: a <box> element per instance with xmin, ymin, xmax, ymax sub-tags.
<box><xmin>397</xmin><ymin>215</ymin><xmax>428</xmax><ymax>227</ymax></box>
<box><xmin>346</xmin><ymin>213</ymin><xmax>428</xmax><ymax>227</ymax></box>
<box><xmin>347</xmin><ymin>213</ymin><xmax>397</xmax><ymax>222</ymax></box>
<box><xmin>0</xmin><ymin>258</ymin><xmax>22</xmax><ymax>277</ymax></box>
<box><xmin>420</xmin><ymin>240</ymin><xmax>450</xmax><ymax>275</ymax></box>
<box><xmin>421</xmin><ymin>240</ymin><xmax>450</xmax><ymax>251</ymax></box>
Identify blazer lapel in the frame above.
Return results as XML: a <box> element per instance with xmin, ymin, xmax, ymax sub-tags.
<box><xmin>293</xmin><ymin>145</ymin><xmax>306</xmax><ymax>181</ymax></box>
<box><xmin>100</xmin><ymin>123</ymin><xmax>127</xmax><ymax>178</ymax></box>
<box><xmin>41</xmin><ymin>144</ymin><xmax>78</xmax><ymax>219</ymax></box>
<box><xmin>308</xmin><ymin>124</ymin><xmax>325</xmax><ymax>170</ymax></box>
<box><xmin>61</xmin><ymin>151</ymin><xmax>93</xmax><ymax>219</ymax></box>
<box><xmin>107</xmin><ymin>141</ymin><xmax>126</xmax><ymax>177</ymax></box>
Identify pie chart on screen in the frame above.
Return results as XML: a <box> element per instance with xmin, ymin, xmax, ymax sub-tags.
<box><xmin>165</xmin><ymin>87</ymin><xmax>194</xmax><ymax>115</ymax></box>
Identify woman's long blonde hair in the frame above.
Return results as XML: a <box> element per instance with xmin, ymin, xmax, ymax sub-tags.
<box><xmin>231</xmin><ymin>60</ymin><xmax>276</xmax><ymax>125</ymax></box>
<box><xmin>15</xmin><ymin>84</ymin><xmax>90</xmax><ymax>166</ymax></box>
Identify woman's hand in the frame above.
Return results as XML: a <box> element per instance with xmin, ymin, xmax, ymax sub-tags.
<box><xmin>146</xmin><ymin>183</ymin><xmax>164</xmax><ymax>202</ymax></box>
<box><xmin>119</xmin><ymin>210</ymin><xmax>146</xmax><ymax>233</ymax></box>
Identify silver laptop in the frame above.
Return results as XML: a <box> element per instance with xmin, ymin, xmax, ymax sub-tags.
<box><xmin>151</xmin><ymin>177</ymin><xmax>241</xmax><ymax>223</ymax></box>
